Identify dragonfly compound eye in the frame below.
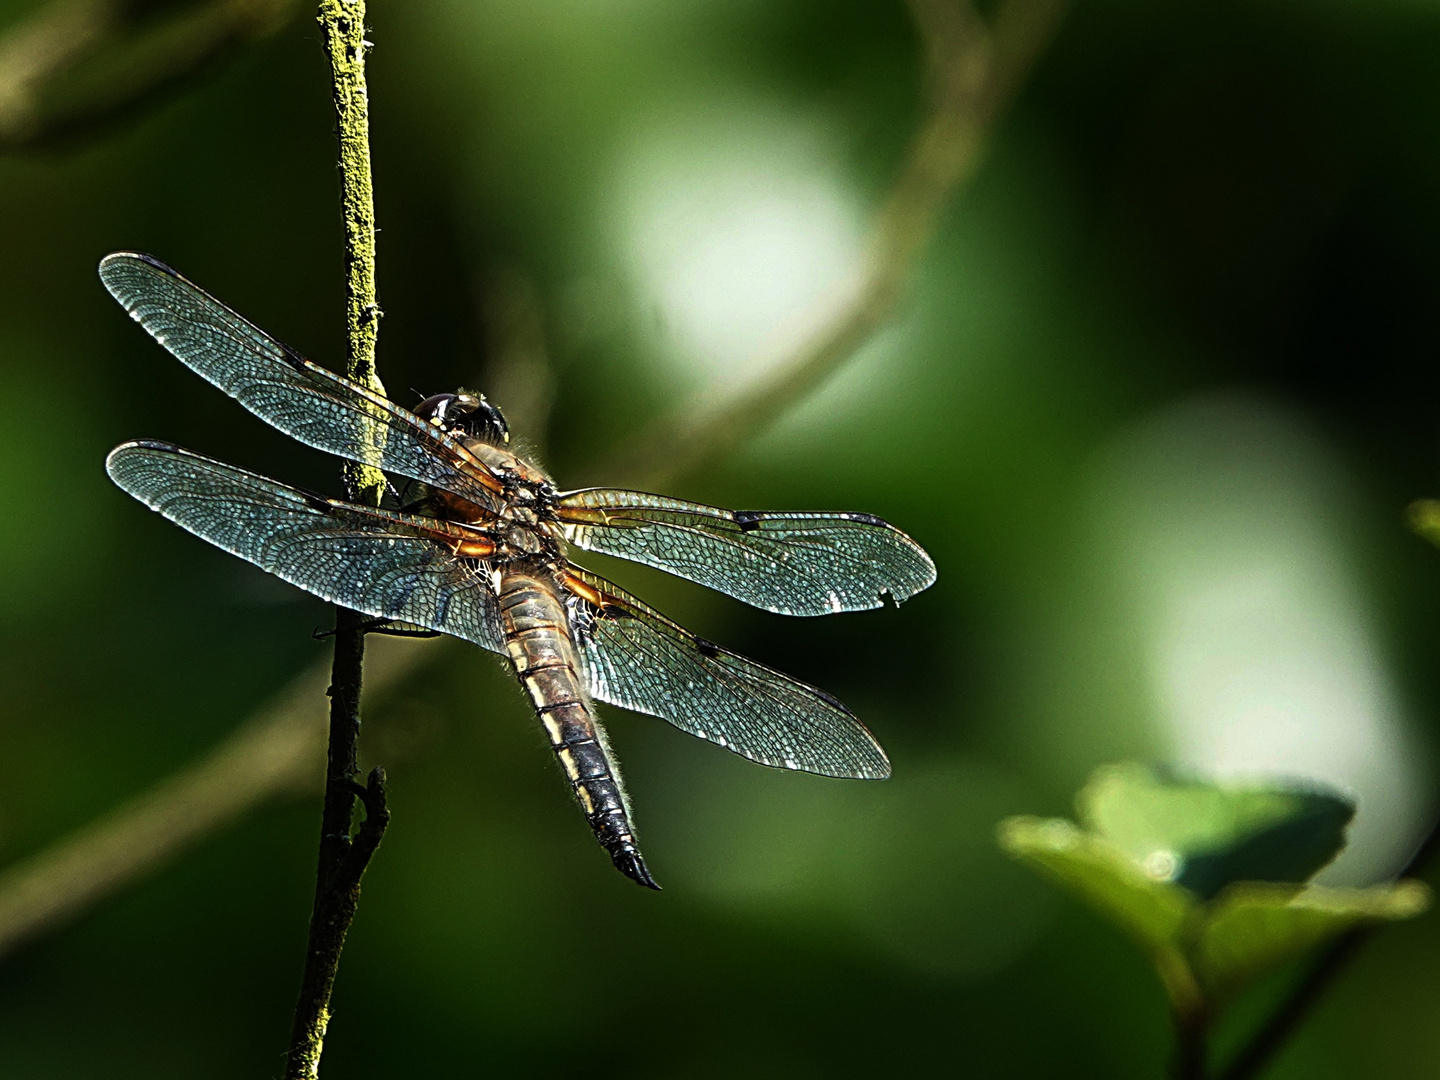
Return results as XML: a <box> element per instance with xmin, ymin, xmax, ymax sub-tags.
<box><xmin>414</xmin><ymin>391</ymin><xmax>476</xmax><ymax>429</ymax></box>
<box><xmin>418</xmin><ymin>390</ymin><xmax>507</xmax><ymax>444</ymax></box>
<box><xmin>475</xmin><ymin>399</ymin><xmax>510</xmax><ymax>444</ymax></box>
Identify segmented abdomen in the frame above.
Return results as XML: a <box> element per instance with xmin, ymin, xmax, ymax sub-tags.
<box><xmin>498</xmin><ymin>566</ymin><xmax>658</xmax><ymax>889</ymax></box>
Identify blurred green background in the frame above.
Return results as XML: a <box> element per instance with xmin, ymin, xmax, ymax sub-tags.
<box><xmin>1</xmin><ymin>0</ymin><xmax>1439</xmax><ymax>1075</ymax></box>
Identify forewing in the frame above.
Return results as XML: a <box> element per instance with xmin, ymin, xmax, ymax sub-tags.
<box><xmin>557</xmin><ymin>489</ymin><xmax>935</xmax><ymax>616</ymax></box>
<box><xmin>100</xmin><ymin>253</ymin><xmax>501</xmax><ymax>510</ymax></box>
<box><xmin>106</xmin><ymin>440</ymin><xmax>505</xmax><ymax>653</ymax></box>
<box><xmin>562</xmin><ymin>566</ymin><xmax>889</xmax><ymax>779</ymax></box>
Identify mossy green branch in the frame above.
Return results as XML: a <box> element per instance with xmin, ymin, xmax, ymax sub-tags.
<box><xmin>284</xmin><ymin>3</ymin><xmax>389</xmax><ymax>1078</ymax></box>
<box><xmin>318</xmin><ymin>0</ymin><xmax>385</xmax><ymax>507</ymax></box>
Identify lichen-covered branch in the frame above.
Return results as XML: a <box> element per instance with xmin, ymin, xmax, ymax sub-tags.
<box><xmin>319</xmin><ymin>0</ymin><xmax>385</xmax><ymax>504</ymax></box>
<box><xmin>283</xmin><ymin>2</ymin><xmax>386</xmax><ymax>1076</ymax></box>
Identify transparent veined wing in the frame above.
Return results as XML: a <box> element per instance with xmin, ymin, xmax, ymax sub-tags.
<box><xmin>561</xmin><ymin>565</ymin><xmax>889</xmax><ymax>779</ymax></box>
<box><xmin>556</xmin><ymin>488</ymin><xmax>936</xmax><ymax>616</ymax></box>
<box><xmin>100</xmin><ymin>253</ymin><xmax>502</xmax><ymax>510</ymax></box>
<box><xmin>106</xmin><ymin>440</ymin><xmax>506</xmax><ymax>654</ymax></box>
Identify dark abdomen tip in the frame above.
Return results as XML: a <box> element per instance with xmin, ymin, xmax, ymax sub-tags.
<box><xmin>612</xmin><ymin>849</ymin><xmax>662</xmax><ymax>890</ymax></box>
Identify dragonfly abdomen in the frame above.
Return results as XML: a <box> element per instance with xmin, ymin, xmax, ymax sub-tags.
<box><xmin>498</xmin><ymin>567</ymin><xmax>659</xmax><ymax>890</ymax></box>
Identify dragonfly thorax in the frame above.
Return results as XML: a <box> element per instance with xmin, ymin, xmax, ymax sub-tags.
<box><xmin>465</xmin><ymin>440</ymin><xmax>556</xmax><ymax>510</ymax></box>
<box><xmin>497</xmin><ymin>502</ymin><xmax>554</xmax><ymax>558</ymax></box>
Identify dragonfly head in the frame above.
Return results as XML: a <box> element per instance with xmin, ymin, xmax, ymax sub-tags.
<box><xmin>415</xmin><ymin>390</ymin><xmax>510</xmax><ymax>445</ymax></box>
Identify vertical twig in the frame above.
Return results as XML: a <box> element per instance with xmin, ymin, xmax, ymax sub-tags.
<box><xmin>320</xmin><ymin>0</ymin><xmax>385</xmax><ymax>466</ymax></box>
<box><xmin>1172</xmin><ymin>1006</ymin><xmax>1208</xmax><ymax>1080</ymax></box>
<box><xmin>284</xmin><ymin>1</ymin><xmax>386</xmax><ymax>1076</ymax></box>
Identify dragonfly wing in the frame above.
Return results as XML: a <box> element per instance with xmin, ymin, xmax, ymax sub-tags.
<box><xmin>100</xmin><ymin>253</ymin><xmax>501</xmax><ymax>510</ymax></box>
<box><xmin>561</xmin><ymin>565</ymin><xmax>889</xmax><ymax>779</ymax></box>
<box><xmin>556</xmin><ymin>489</ymin><xmax>935</xmax><ymax>616</ymax></box>
<box><xmin>106</xmin><ymin>440</ymin><xmax>506</xmax><ymax>653</ymax></box>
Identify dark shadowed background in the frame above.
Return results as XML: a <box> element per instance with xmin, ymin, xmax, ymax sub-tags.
<box><xmin>1</xmin><ymin>0</ymin><xmax>1439</xmax><ymax>1075</ymax></box>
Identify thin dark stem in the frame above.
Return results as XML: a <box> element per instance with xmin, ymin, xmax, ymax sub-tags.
<box><xmin>1216</xmin><ymin>823</ymin><xmax>1440</xmax><ymax>1080</ymax></box>
<box><xmin>284</xmin><ymin>614</ymin><xmax>388</xmax><ymax>1080</ymax></box>
<box><xmin>1172</xmin><ymin>1007</ymin><xmax>1208</xmax><ymax>1080</ymax></box>
<box><xmin>1216</xmin><ymin>932</ymin><xmax>1367</xmax><ymax>1080</ymax></box>
<box><xmin>284</xmin><ymin>0</ymin><xmax>385</xmax><ymax>1076</ymax></box>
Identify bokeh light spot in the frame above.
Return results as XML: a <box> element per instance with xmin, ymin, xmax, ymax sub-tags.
<box><xmin>1088</xmin><ymin>394</ymin><xmax>1431</xmax><ymax>884</ymax></box>
<box><xmin>612</xmin><ymin>106</ymin><xmax>865</xmax><ymax>385</ymax></box>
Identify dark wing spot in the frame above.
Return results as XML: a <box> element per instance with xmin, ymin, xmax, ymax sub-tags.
<box><xmin>279</xmin><ymin>342</ymin><xmax>313</xmax><ymax>373</ymax></box>
<box><xmin>733</xmin><ymin>510</ymin><xmax>764</xmax><ymax>532</ymax></box>
<box><xmin>805</xmin><ymin>681</ymin><xmax>854</xmax><ymax>712</ymax></box>
<box><xmin>694</xmin><ymin>636</ymin><xmax>720</xmax><ymax>659</ymax></box>
<box><xmin>296</xmin><ymin>487</ymin><xmax>336</xmax><ymax>513</ymax></box>
<box><xmin>841</xmin><ymin>511</ymin><xmax>887</xmax><ymax>527</ymax></box>
<box><xmin>133</xmin><ymin>252</ymin><xmax>178</xmax><ymax>277</ymax></box>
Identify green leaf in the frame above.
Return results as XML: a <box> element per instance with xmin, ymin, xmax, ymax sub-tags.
<box><xmin>1197</xmin><ymin>880</ymin><xmax>1430</xmax><ymax>1001</ymax></box>
<box><xmin>1077</xmin><ymin>763</ymin><xmax>1355</xmax><ymax>900</ymax></box>
<box><xmin>998</xmin><ymin>815</ymin><xmax>1204</xmax><ymax>1011</ymax></box>
<box><xmin>999</xmin><ymin>764</ymin><xmax>1424</xmax><ymax>1015</ymax></box>
<box><xmin>999</xmin><ymin>816</ymin><xmax>1197</xmax><ymax>947</ymax></box>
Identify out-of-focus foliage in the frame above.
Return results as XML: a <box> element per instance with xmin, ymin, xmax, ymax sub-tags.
<box><xmin>0</xmin><ymin>0</ymin><xmax>301</xmax><ymax>152</ymax></box>
<box><xmin>0</xmin><ymin>0</ymin><xmax>1439</xmax><ymax>1076</ymax></box>
<box><xmin>1001</xmin><ymin>764</ymin><xmax>1428</xmax><ymax>1013</ymax></box>
<box><xmin>1076</xmin><ymin>764</ymin><xmax>1357</xmax><ymax>900</ymax></box>
<box><xmin>1411</xmin><ymin>500</ymin><xmax>1440</xmax><ymax>554</ymax></box>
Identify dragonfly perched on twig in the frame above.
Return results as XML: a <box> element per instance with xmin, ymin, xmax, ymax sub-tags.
<box><xmin>101</xmin><ymin>253</ymin><xmax>937</xmax><ymax>889</ymax></box>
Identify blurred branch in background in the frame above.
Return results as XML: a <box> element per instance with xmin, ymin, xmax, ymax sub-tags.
<box><xmin>0</xmin><ymin>634</ymin><xmax>426</xmax><ymax>955</ymax></box>
<box><xmin>1217</xmin><ymin>933</ymin><xmax>1368</xmax><ymax>1080</ymax></box>
<box><xmin>0</xmin><ymin>0</ymin><xmax>300</xmax><ymax>152</ymax></box>
<box><xmin>1217</xmin><ymin>821</ymin><xmax>1440</xmax><ymax>1080</ymax></box>
<box><xmin>603</xmin><ymin>0</ymin><xmax>1071</xmax><ymax>489</ymax></box>
<box><xmin>478</xmin><ymin>266</ymin><xmax>556</xmax><ymax>449</ymax></box>
<box><xmin>0</xmin><ymin>0</ymin><xmax>1069</xmax><ymax>963</ymax></box>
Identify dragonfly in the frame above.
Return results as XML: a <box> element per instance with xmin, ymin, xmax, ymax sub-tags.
<box><xmin>101</xmin><ymin>252</ymin><xmax>937</xmax><ymax>889</ymax></box>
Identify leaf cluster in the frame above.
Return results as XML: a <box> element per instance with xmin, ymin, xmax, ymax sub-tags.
<box><xmin>999</xmin><ymin>764</ymin><xmax>1428</xmax><ymax>1018</ymax></box>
